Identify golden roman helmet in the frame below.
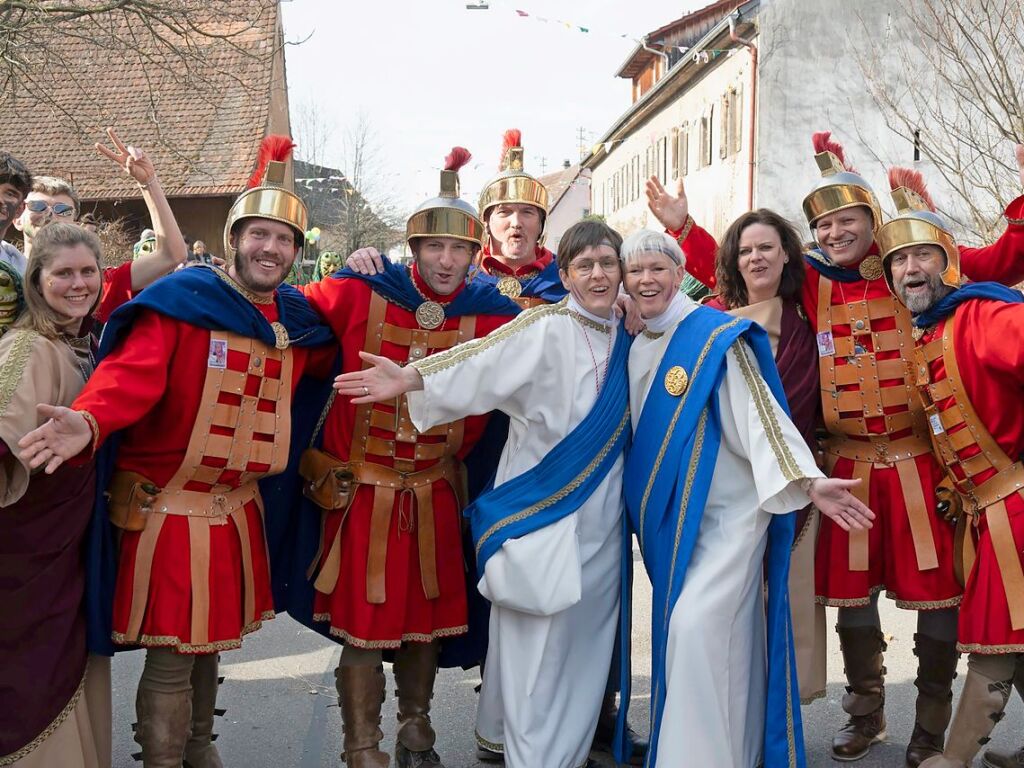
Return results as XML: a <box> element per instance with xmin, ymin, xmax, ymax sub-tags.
<box><xmin>478</xmin><ymin>129</ymin><xmax>549</xmax><ymax>242</ymax></box>
<box><xmin>406</xmin><ymin>147</ymin><xmax>486</xmax><ymax>248</ymax></box>
<box><xmin>223</xmin><ymin>134</ymin><xmax>308</xmax><ymax>260</ymax></box>
<box><xmin>877</xmin><ymin>167</ymin><xmax>961</xmax><ymax>295</ymax></box>
<box><xmin>802</xmin><ymin>131</ymin><xmax>884</xmax><ymax>233</ymax></box>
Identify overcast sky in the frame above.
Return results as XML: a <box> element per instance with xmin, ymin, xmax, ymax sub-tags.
<box><xmin>280</xmin><ymin>0</ymin><xmax>705</xmax><ymax>210</ymax></box>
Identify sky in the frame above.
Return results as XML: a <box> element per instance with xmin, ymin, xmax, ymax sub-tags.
<box><xmin>280</xmin><ymin>0</ymin><xmax>705</xmax><ymax>211</ymax></box>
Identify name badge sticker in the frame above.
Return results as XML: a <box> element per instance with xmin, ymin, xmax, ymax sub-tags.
<box><xmin>816</xmin><ymin>331</ymin><xmax>835</xmax><ymax>357</ymax></box>
<box><xmin>208</xmin><ymin>338</ymin><xmax>228</xmax><ymax>369</ymax></box>
<box><xmin>928</xmin><ymin>412</ymin><xmax>945</xmax><ymax>436</ymax></box>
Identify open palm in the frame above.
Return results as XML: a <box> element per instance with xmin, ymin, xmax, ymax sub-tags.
<box><xmin>18</xmin><ymin>405</ymin><xmax>92</xmax><ymax>474</ymax></box>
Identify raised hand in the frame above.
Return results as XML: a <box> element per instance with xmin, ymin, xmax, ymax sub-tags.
<box><xmin>346</xmin><ymin>247</ymin><xmax>385</xmax><ymax>276</ymax></box>
<box><xmin>95</xmin><ymin>127</ymin><xmax>156</xmax><ymax>187</ymax></box>
<box><xmin>18</xmin><ymin>405</ymin><xmax>93</xmax><ymax>474</ymax></box>
<box><xmin>808</xmin><ymin>477</ymin><xmax>875</xmax><ymax>532</ymax></box>
<box><xmin>333</xmin><ymin>350</ymin><xmax>423</xmax><ymax>403</ymax></box>
<box><xmin>645</xmin><ymin>175</ymin><xmax>689</xmax><ymax>232</ymax></box>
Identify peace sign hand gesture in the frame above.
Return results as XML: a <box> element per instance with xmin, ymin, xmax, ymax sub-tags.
<box><xmin>95</xmin><ymin>127</ymin><xmax>156</xmax><ymax>187</ymax></box>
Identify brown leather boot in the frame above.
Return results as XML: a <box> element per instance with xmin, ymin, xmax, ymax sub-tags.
<box><xmin>336</xmin><ymin>663</ymin><xmax>390</xmax><ymax>768</ymax></box>
<box><xmin>135</xmin><ymin>684</ymin><xmax>194</xmax><ymax>768</ymax></box>
<box><xmin>183</xmin><ymin>654</ymin><xmax>224</xmax><ymax>768</ymax></box>
<box><xmin>918</xmin><ymin>658</ymin><xmax>1014</xmax><ymax>768</ymax></box>
<box><xmin>832</xmin><ymin>625</ymin><xmax>887</xmax><ymax>761</ymax></box>
<box><xmin>981</xmin><ymin>662</ymin><xmax>1024</xmax><ymax>768</ymax></box>
<box><xmin>906</xmin><ymin>634</ymin><xmax>959</xmax><ymax>767</ymax></box>
<box><xmin>592</xmin><ymin>689</ymin><xmax>647</xmax><ymax>766</ymax></box>
<box><xmin>393</xmin><ymin>642</ymin><xmax>443</xmax><ymax>768</ymax></box>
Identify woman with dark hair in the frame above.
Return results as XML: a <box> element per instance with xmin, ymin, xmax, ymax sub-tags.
<box><xmin>709</xmin><ymin>208</ymin><xmax>826</xmax><ymax>704</ymax></box>
<box><xmin>0</xmin><ymin>222</ymin><xmax>110</xmax><ymax>767</ymax></box>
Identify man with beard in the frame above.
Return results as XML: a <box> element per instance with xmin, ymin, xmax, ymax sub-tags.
<box><xmin>877</xmin><ymin>169</ymin><xmax>1024</xmax><ymax>768</ymax></box>
<box><xmin>291</xmin><ymin>148</ymin><xmax>520</xmax><ymax>768</ymax></box>
<box><xmin>646</xmin><ymin>134</ymin><xmax>1024</xmax><ymax>764</ymax></box>
<box><xmin>0</xmin><ymin>151</ymin><xmax>31</xmax><ymax>273</ymax></box>
<box><xmin>19</xmin><ymin>135</ymin><xmax>334</xmax><ymax>768</ymax></box>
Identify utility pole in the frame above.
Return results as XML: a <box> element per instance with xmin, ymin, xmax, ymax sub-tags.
<box><xmin>539</xmin><ymin>157</ymin><xmax>548</xmax><ymax>175</ymax></box>
<box><xmin>576</xmin><ymin>126</ymin><xmax>591</xmax><ymax>162</ymax></box>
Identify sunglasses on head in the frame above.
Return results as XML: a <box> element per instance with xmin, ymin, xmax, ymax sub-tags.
<box><xmin>26</xmin><ymin>200</ymin><xmax>75</xmax><ymax>217</ymax></box>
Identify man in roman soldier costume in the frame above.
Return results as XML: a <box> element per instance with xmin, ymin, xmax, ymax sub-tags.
<box><xmin>19</xmin><ymin>135</ymin><xmax>334</xmax><ymax>768</ymax></box>
<box><xmin>646</xmin><ymin>134</ymin><xmax>1024</xmax><ymax>764</ymax></box>
<box><xmin>291</xmin><ymin>148</ymin><xmax>519</xmax><ymax>768</ymax></box>
<box><xmin>877</xmin><ymin>167</ymin><xmax>1024</xmax><ymax>768</ymax></box>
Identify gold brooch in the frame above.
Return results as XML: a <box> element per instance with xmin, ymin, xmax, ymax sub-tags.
<box><xmin>496</xmin><ymin>275</ymin><xmax>523</xmax><ymax>299</ymax></box>
<box><xmin>664</xmin><ymin>365</ymin><xmax>689</xmax><ymax>396</ymax></box>
<box><xmin>271</xmin><ymin>321</ymin><xmax>290</xmax><ymax>350</ymax></box>
<box><xmin>858</xmin><ymin>255</ymin><xmax>883</xmax><ymax>281</ymax></box>
<box><xmin>415</xmin><ymin>301</ymin><xmax>445</xmax><ymax>330</ymax></box>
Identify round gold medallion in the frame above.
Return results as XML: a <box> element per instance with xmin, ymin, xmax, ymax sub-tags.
<box><xmin>496</xmin><ymin>275</ymin><xmax>523</xmax><ymax>299</ymax></box>
<box><xmin>271</xmin><ymin>321</ymin><xmax>290</xmax><ymax>350</ymax></box>
<box><xmin>664</xmin><ymin>365</ymin><xmax>689</xmax><ymax>397</ymax></box>
<box><xmin>415</xmin><ymin>301</ymin><xmax>445</xmax><ymax>330</ymax></box>
<box><xmin>858</xmin><ymin>255</ymin><xmax>883</xmax><ymax>281</ymax></box>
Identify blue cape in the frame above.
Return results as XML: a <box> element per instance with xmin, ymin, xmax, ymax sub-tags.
<box><xmin>85</xmin><ymin>267</ymin><xmax>335</xmax><ymax>656</ymax></box>
<box><xmin>912</xmin><ymin>281</ymin><xmax>1024</xmax><ymax>327</ymax></box>
<box><xmin>615</xmin><ymin>305</ymin><xmax>805</xmax><ymax>768</ymax></box>
<box><xmin>803</xmin><ymin>246</ymin><xmax>868</xmax><ymax>283</ymax></box>
<box><xmin>466</xmin><ymin>321</ymin><xmax>631</xmax><ymax>572</ymax></box>
<box><xmin>468</xmin><ymin>258</ymin><xmax>567</xmax><ymax>303</ymax></box>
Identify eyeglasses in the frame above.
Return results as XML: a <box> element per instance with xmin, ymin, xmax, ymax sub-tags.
<box><xmin>568</xmin><ymin>256</ymin><xmax>620</xmax><ymax>276</ymax></box>
<box><xmin>26</xmin><ymin>200</ymin><xmax>75</xmax><ymax>217</ymax></box>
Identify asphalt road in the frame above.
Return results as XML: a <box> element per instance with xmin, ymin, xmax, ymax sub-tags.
<box><xmin>110</xmin><ymin>547</ymin><xmax>1022</xmax><ymax>767</ymax></box>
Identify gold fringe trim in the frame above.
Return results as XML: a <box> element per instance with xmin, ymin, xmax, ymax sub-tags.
<box><xmin>112</xmin><ymin>610</ymin><xmax>274</xmax><ymax>653</ymax></box>
<box><xmin>888</xmin><ymin>591</ymin><xmax>962</xmax><ymax>610</ymax></box>
<box><xmin>0</xmin><ymin>664</ymin><xmax>87</xmax><ymax>766</ymax></box>
<box><xmin>1006</xmin><ymin>216</ymin><xmax>1024</xmax><ymax>226</ymax></box>
<box><xmin>311</xmin><ymin>617</ymin><xmax>468</xmax><ymax>649</ymax></box>
<box><xmin>815</xmin><ymin>583</ymin><xmax>885</xmax><ymax>607</ymax></box>
<box><xmin>79</xmin><ymin>409</ymin><xmax>100</xmax><ymax>454</ymax></box>
<box><xmin>0</xmin><ymin>329</ymin><xmax>37</xmax><ymax>419</ymax></box>
<box><xmin>791</xmin><ymin>508</ymin><xmax>816</xmax><ymax>551</ymax></box>
<box><xmin>733</xmin><ymin>342</ymin><xmax>802</xmax><ymax>482</ymax></box>
<box><xmin>957</xmin><ymin>642</ymin><xmax>1024</xmax><ymax>654</ymax></box>
<box><xmin>800</xmin><ymin>689</ymin><xmax>827</xmax><ymax>705</ymax></box>
<box><xmin>474</xmin><ymin>730</ymin><xmax>504</xmax><ymax>753</ymax></box>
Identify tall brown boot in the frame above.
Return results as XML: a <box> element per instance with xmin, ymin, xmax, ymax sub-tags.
<box><xmin>832</xmin><ymin>625</ymin><xmax>887</xmax><ymax>761</ymax></box>
<box><xmin>135</xmin><ymin>684</ymin><xmax>194</xmax><ymax>768</ymax></box>
<box><xmin>393</xmin><ymin>642</ymin><xmax>443</xmax><ymax>768</ymax></box>
<box><xmin>336</xmin><ymin>663</ymin><xmax>390</xmax><ymax>768</ymax></box>
<box><xmin>183</xmin><ymin>654</ymin><xmax>224</xmax><ymax>768</ymax></box>
<box><xmin>981</xmin><ymin>660</ymin><xmax>1024</xmax><ymax>768</ymax></box>
<box><xmin>919</xmin><ymin>656</ymin><xmax>1015</xmax><ymax>768</ymax></box>
<box><xmin>906</xmin><ymin>634</ymin><xmax>960</xmax><ymax>767</ymax></box>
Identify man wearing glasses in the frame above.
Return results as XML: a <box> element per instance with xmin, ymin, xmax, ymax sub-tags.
<box><xmin>12</xmin><ymin>176</ymin><xmax>78</xmax><ymax>259</ymax></box>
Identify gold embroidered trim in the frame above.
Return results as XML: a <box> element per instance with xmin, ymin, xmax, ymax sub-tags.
<box><xmin>732</xmin><ymin>343</ymin><xmax>802</xmax><ymax>482</ymax></box>
<box><xmin>1006</xmin><ymin>216</ymin><xmax>1024</xmax><ymax>226</ymax></box>
<box><xmin>638</xmin><ymin>319</ymin><xmax>744</xmax><ymax>537</ymax></box>
<box><xmin>413</xmin><ymin>298</ymin><xmax>569</xmax><ymax>377</ymax></box>
<box><xmin>803</xmin><ymin>248</ymin><xmax>831</xmax><ymax>268</ymax></box>
<box><xmin>568</xmin><ymin>310</ymin><xmax>612</xmax><ymax>334</ymax></box>
<box><xmin>887</xmin><ymin>592</ymin><xmax>961</xmax><ymax>610</ymax></box>
<box><xmin>0</xmin><ymin>329</ymin><xmax>37</xmax><ymax>419</ymax></box>
<box><xmin>0</xmin><ymin>665</ymin><xmax>87</xmax><ymax>766</ymax></box>
<box><xmin>792</xmin><ymin>507</ymin><xmax>816</xmax><ymax>551</ymax></box>
<box><xmin>641</xmin><ymin>329</ymin><xmax>665</xmax><ymax>340</ymax></box>
<box><xmin>311</xmin><ymin>618</ymin><xmax>469</xmax><ymax>649</ymax></box>
<box><xmin>213</xmin><ymin>267</ymin><xmax>274</xmax><ymax>305</ymax></box>
<box><xmin>800</xmin><ymin>689</ymin><xmax>827</xmax><ymax>705</ymax></box>
<box><xmin>79</xmin><ymin>409</ymin><xmax>100</xmax><ymax>455</ymax></box>
<box><xmin>474</xmin><ymin>409</ymin><xmax>630</xmax><ymax>557</ymax></box>
<box><xmin>474</xmin><ymin>730</ymin><xmax>504</xmax><ymax>753</ymax></box>
<box><xmin>111</xmin><ymin>610</ymin><xmax>274</xmax><ymax>653</ymax></box>
<box><xmin>785</xmin><ymin>612</ymin><xmax>797</xmax><ymax>768</ymax></box>
<box><xmin>956</xmin><ymin>642</ymin><xmax>1024</xmax><ymax>654</ymax></box>
<box><xmin>676</xmin><ymin>214</ymin><xmax>694</xmax><ymax>244</ymax></box>
<box><xmin>814</xmin><ymin>583</ymin><xmax>885</xmax><ymax>607</ymax></box>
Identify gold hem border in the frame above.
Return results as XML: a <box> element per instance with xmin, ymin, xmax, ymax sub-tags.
<box><xmin>800</xmin><ymin>689</ymin><xmax>827</xmax><ymax>705</ymax></box>
<box><xmin>474</xmin><ymin>730</ymin><xmax>504</xmax><ymax>753</ymax></box>
<box><xmin>887</xmin><ymin>591</ymin><xmax>962</xmax><ymax>610</ymax></box>
<box><xmin>815</xmin><ymin>583</ymin><xmax>885</xmax><ymax>607</ymax></box>
<box><xmin>311</xmin><ymin>617</ymin><xmax>469</xmax><ymax>649</ymax></box>
<box><xmin>112</xmin><ymin>610</ymin><xmax>274</xmax><ymax>653</ymax></box>
<box><xmin>0</xmin><ymin>664</ymin><xmax>87</xmax><ymax>766</ymax></box>
<box><xmin>957</xmin><ymin>642</ymin><xmax>1024</xmax><ymax>654</ymax></box>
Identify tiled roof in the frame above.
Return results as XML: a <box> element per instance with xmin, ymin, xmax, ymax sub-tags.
<box><xmin>539</xmin><ymin>164</ymin><xmax>582</xmax><ymax>210</ymax></box>
<box><xmin>0</xmin><ymin>0</ymin><xmax>282</xmax><ymax>200</ymax></box>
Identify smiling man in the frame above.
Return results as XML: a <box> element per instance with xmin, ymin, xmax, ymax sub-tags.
<box><xmin>292</xmin><ymin>148</ymin><xmax>519</xmax><ymax>768</ymax></box>
<box><xmin>17</xmin><ymin>135</ymin><xmax>334</xmax><ymax>768</ymax></box>
<box><xmin>0</xmin><ymin>151</ymin><xmax>31</xmax><ymax>274</ymax></box>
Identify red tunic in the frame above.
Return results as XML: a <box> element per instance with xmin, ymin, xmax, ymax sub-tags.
<box><xmin>74</xmin><ymin>297</ymin><xmax>325</xmax><ymax>653</ymax></box>
<box><xmin>301</xmin><ymin>266</ymin><xmax>511</xmax><ymax>647</ymax></box>
<box><xmin>96</xmin><ymin>262</ymin><xmax>135</xmax><ymax>323</ymax></box>
<box><xmin>917</xmin><ymin>299</ymin><xmax>1024</xmax><ymax>652</ymax></box>
<box><xmin>675</xmin><ymin>197</ymin><xmax>1024</xmax><ymax>609</ymax></box>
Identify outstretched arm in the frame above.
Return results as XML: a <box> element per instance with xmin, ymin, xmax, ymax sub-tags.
<box><xmin>334</xmin><ymin>351</ymin><xmax>422</xmax><ymax>403</ymax></box>
<box><xmin>959</xmin><ymin>143</ymin><xmax>1024</xmax><ymax>285</ymax></box>
<box><xmin>808</xmin><ymin>477</ymin><xmax>874</xmax><ymax>532</ymax></box>
<box><xmin>645</xmin><ymin>175</ymin><xmax>718</xmax><ymax>287</ymax></box>
<box><xmin>96</xmin><ymin>128</ymin><xmax>187</xmax><ymax>289</ymax></box>
<box><xmin>18</xmin><ymin>405</ymin><xmax>93</xmax><ymax>474</ymax></box>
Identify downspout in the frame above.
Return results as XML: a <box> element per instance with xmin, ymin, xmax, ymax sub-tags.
<box><xmin>641</xmin><ymin>36</ymin><xmax>670</xmax><ymax>81</ymax></box>
<box><xmin>729</xmin><ymin>13</ymin><xmax>758</xmax><ymax>209</ymax></box>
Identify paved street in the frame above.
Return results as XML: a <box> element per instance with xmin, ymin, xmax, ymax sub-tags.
<box><xmin>111</xmin><ymin>547</ymin><xmax>1022</xmax><ymax>767</ymax></box>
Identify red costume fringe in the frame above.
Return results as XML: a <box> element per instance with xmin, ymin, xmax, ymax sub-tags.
<box><xmin>812</xmin><ymin>130</ymin><xmax>858</xmax><ymax>174</ymax></box>
<box><xmin>888</xmin><ymin>167</ymin><xmax>937</xmax><ymax>211</ymax></box>
<box><xmin>499</xmin><ymin>128</ymin><xmax>522</xmax><ymax>169</ymax></box>
<box><xmin>248</xmin><ymin>134</ymin><xmax>296</xmax><ymax>188</ymax></box>
<box><xmin>444</xmin><ymin>146</ymin><xmax>472</xmax><ymax>172</ymax></box>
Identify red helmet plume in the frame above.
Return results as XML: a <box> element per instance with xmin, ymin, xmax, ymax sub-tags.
<box><xmin>248</xmin><ymin>134</ymin><xmax>296</xmax><ymax>188</ymax></box>
<box><xmin>499</xmin><ymin>128</ymin><xmax>522</xmax><ymax>169</ymax></box>
<box><xmin>444</xmin><ymin>147</ymin><xmax>472</xmax><ymax>172</ymax></box>
<box><xmin>888</xmin><ymin>167</ymin><xmax>935</xmax><ymax>211</ymax></box>
<box><xmin>811</xmin><ymin>131</ymin><xmax>858</xmax><ymax>174</ymax></box>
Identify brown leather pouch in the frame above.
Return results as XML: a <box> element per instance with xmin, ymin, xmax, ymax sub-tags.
<box><xmin>298</xmin><ymin>448</ymin><xmax>354</xmax><ymax>510</ymax></box>
<box><xmin>106</xmin><ymin>471</ymin><xmax>160</xmax><ymax>531</ymax></box>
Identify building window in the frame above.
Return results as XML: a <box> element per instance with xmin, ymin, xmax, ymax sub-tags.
<box><xmin>659</xmin><ymin>136</ymin><xmax>669</xmax><ymax>181</ymax></box>
<box><xmin>632</xmin><ymin>155</ymin><xmax>640</xmax><ymax>199</ymax></box>
<box><xmin>678</xmin><ymin>123</ymin><xmax>690</xmax><ymax>177</ymax></box>
<box><xmin>700</xmin><ymin>106</ymin><xmax>714</xmax><ymax>169</ymax></box>
<box><xmin>721</xmin><ymin>86</ymin><xmax>743</xmax><ymax>159</ymax></box>
<box><xmin>670</xmin><ymin>128</ymin><xmax>679</xmax><ymax>180</ymax></box>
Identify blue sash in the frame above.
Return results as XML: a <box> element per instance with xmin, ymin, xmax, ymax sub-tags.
<box><xmin>615</xmin><ymin>306</ymin><xmax>805</xmax><ymax>768</ymax></box>
<box><xmin>468</xmin><ymin>258</ymin><xmax>568</xmax><ymax>303</ymax></box>
<box><xmin>466</xmin><ymin>320</ymin><xmax>630</xmax><ymax>572</ymax></box>
<box><xmin>912</xmin><ymin>281</ymin><xmax>1024</xmax><ymax>327</ymax></box>
<box><xmin>803</xmin><ymin>246</ymin><xmax>868</xmax><ymax>283</ymax></box>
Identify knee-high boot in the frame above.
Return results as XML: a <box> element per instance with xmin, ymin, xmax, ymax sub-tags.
<box><xmin>337</xmin><ymin>662</ymin><xmax>390</xmax><ymax>768</ymax></box>
<box><xmin>135</xmin><ymin>649</ymin><xmax>195</xmax><ymax>768</ymax></box>
<box><xmin>832</xmin><ymin>625</ymin><xmax>887</xmax><ymax>761</ymax></box>
<box><xmin>981</xmin><ymin>659</ymin><xmax>1024</xmax><ymax>768</ymax></box>
<box><xmin>393</xmin><ymin>642</ymin><xmax>443</xmax><ymax>768</ymax></box>
<box><xmin>183</xmin><ymin>653</ymin><xmax>224</xmax><ymax>768</ymax></box>
<box><xmin>906</xmin><ymin>634</ymin><xmax>960</xmax><ymax>766</ymax></box>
